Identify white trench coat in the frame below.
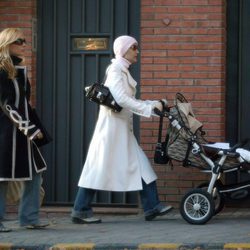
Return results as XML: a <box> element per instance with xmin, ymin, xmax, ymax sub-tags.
<box><xmin>78</xmin><ymin>61</ymin><xmax>158</xmax><ymax>191</ymax></box>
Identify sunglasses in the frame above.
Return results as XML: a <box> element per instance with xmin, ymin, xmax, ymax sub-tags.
<box><xmin>130</xmin><ymin>45</ymin><xmax>139</xmax><ymax>51</ymax></box>
<box><xmin>13</xmin><ymin>38</ymin><xmax>26</xmax><ymax>46</ymax></box>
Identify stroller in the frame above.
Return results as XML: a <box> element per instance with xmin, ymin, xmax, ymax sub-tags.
<box><xmin>155</xmin><ymin>93</ymin><xmax>250</xmax><ymax>225</ymax></box>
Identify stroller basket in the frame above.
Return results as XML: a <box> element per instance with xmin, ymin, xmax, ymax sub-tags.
<box><xmin>160</xmin><ymin>93</ymin><xmax>242</xmax><ymax>170</ymax></box>
<box><xmin>165</xmin><ymin>93</ymin><xmax>208</xmax><ymax>169</ymax></box>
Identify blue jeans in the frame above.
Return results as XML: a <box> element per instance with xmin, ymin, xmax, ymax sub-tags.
<box><xmin>0</xmin><ymin>172</ymin><xmax>42</xmax><ymax>226</ymax></box>
<box><xmin>71</xmin><ymin>187</ymin><xmax>96</xmax><ymax>218</ymax></box>
<box><xmin>71</xmin><ymin>179</ymin><xmax>162</xmax><ymax>218</ymax></box>
<box><xmin>139</xmin><ymin>179</ymin><xmax>163</xmax><ymax>217</ymax></box>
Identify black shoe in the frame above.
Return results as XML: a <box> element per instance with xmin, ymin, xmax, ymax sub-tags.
<box><xmin>72</xmin><ymin>216</ymin><xmax>102</xmax><ymax>224</ymax></box>
<box><xmin>24</xmin><ymin>222</ymin><xmax>49</xmax><ymax>229</ymax></box>
<box><xmin>0</xmin><ymin>223</ymin><xmax>12</xmax><ymax>233</ymax></box>
<box><xmin>145</xmin><ymin>205</ymin><xmax>173</xmax><ymax>221</ymax></box>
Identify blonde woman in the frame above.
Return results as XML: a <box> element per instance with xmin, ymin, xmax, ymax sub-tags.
<box><xmin>0</xmin><ymin>28</ymin><xmax>49</xmax><ymax>232</ymax></box>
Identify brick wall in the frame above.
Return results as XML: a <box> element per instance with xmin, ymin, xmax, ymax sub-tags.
<box><xmin>0</xmin><ymin>0</ymin><xmax>37</xmax><ymax>105</ymax></box>
<box><xmin>140</xmin><ymin>0</ymin><xmax>226</xmax><ymax>206</ymax></box>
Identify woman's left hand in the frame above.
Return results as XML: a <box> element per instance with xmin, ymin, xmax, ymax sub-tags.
<box><xmin>154</xmin><ymin>101</ymin><xmax>164</xmax><ymax>112</ymax></box>
<box><xmin>36</xmin><ymin>131</ymin><xmax>44</xmax><ymax>139</ymax></box>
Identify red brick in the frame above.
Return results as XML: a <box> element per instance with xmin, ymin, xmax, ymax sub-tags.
<box><xmin>141</xmin><ymin>20</ymin><xmax>165</xmax><ymax>28</ymax></box>
<box><xmin>142</xmin><ymin>51</ymin><xmax>167</xmax><ymax>57</ymax></box>
<box><xmin>0</xmin><ymin>15</ymin><xmax>19</xmax><ymax>21</ymax></box>
<box><xmin>141</xmin><ymin>0</ymin><xmax>156</xmax><ymax>5</ymax></box>
<box><xmin>154</xmin><ymin>28</ymin><xmax>181</xmax><ymax>35</ymax></box>
<box><xmin>182</xmin><ymin>0</ymin><xmax>209</xmax><ymax>4</ymax></box>
<box><xmin>154</xmin><ymin>0</ymin><xmax>181</xmax><ymax>5</ymax></box>
<box><xmin>182</xmin><ymin>13</ymin><xmax>209</xmax><ymax>20</ymax></box>
<box><xmin>141</xmin><ymin>64</ymin><xmax>167</xmax><ymax>71</ymax></box>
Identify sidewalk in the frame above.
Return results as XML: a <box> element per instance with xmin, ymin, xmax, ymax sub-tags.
<box><xmin>1</xmin><ymin>206</ymin><xmax>250</xmax><ymax>250</ymax></box>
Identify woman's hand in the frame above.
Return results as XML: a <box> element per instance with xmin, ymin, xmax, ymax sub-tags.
<box><xmin>160</xmin><ymin>99</ymin><xmax>168</xmax><ymax>107</ymax></box>
<box><xmin>154</xmin><ymin>101</ymin><xmax>164</xmax><ymax>112</ymax></box>
<box><xmin>36</xmin><ymin>131</ymin><xmax>44</xmax><ymax>140</ymax></box>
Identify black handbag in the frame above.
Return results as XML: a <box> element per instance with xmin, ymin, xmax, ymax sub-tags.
<box><xmin>85</xmin><ymin>82</ymin><xmax>122</xmax><ymax>113</ymax></box>
<box><xmin>85</xmin><ymin>67</ymin><xmax>122</xmax><ymax>113</ymax></box>
<box><xmin>154</xmin><ymin>114</ymin><xmax>169</xmax><ymax>164</ymax></box>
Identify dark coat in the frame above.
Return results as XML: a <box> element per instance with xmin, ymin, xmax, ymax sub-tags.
<box><xmin>0</xmin><ymin>56</ymin><xmax>47</xmax><ymax>181</ymax></box>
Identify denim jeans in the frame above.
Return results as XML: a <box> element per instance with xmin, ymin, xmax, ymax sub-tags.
<box><xmin>0</xmin><ymin>172</ymin><xmax>42</xmax><ymax>226</ymax></box>
<box><xmin>71</xmin><ymin>187</ymin><xmax>96</xmax><ymax>219</ymax></box>
<box><xmin>139</xmin><ymin>179</ymin><xmax>164</xmax><ymax>217</ymax></box>
<box><xmin>71</xmin><ymin>179</ymin><xmax>162</xmax><ymax>218</ymax></box>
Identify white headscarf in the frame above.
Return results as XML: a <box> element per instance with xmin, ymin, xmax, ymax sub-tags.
<box><xmin>112</xmin><ymin>35</ymin><xmax>138</xmax><ymax>68</ymax></box>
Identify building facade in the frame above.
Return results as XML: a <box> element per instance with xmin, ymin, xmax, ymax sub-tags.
<box><xmin>0</xmin><ymin>0</ymin><xmax>249</xmax><ymax>208</ymax></box>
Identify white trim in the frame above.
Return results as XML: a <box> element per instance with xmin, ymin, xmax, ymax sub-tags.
<box><xmin>25</xmin><ymin>98</ymin><xmax>33</xmax><ymax>178</ymax></box>
<box><xmin>5</xmin><ymin>105</ymin><xmax>36</xmax><ymax>135</ymax></box>
<box><xmin>31</xmin><ymin>142</ymin><xmax>47</xmax><ymax>172</ymax></box>
<box><xmin>29</xmin><ymin>129</ymin><xmax>40</xmax><ymax>140</ymax></box>
<box><xmin>13</xmin><ymin>66</ymin><xmax>32</xmax><ymax>179</ymax></box>
<box><xmin>23</xmin><ymin>67</ymin><xmax>33</xmax><ymax>178</ymax></box>
<box><xmin>0</xmin><ymin>177</ymin><xmax>32</xmax><ymax>181</ymax></box>
<box><xmin>12</xmin><ymin>79</ymin><xmax>20</xmax><ymax>178</ymax></box>
<box><xmin>15</xmin><ymin>65</ymin><xmax>26</xmax><ymax>73</ymax></box>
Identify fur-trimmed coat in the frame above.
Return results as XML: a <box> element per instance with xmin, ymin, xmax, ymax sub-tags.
<box><xmin>0</xmin><ymin>56</ymin><xmax>47</xmax><ymax>181</ymax></box>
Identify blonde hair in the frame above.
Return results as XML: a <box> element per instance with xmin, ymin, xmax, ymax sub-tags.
<box><xmin>0</xmin><ymin>28</ymin><xmax>23</xmax><ymax>79</ymax></box>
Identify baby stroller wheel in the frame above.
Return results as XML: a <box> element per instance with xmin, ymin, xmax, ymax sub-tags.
<box><xmin>197</xmin><ymin>181</ymin><xmax>225</xmax><ymax>215</ymax></box>
<box><xmin>180</xmin><ymin>188</ymin><xmax>215</xmax><ymax>225</ymax></box>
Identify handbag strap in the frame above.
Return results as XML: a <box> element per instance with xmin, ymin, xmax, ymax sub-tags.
<box><xmin>157</xmin><ymin>100</ymin><xmax>167</xmax><ymax>143</ymax></box>
<box><xmin>157</xmin><ymin>116</ymin><xmax>169</xmax><ymax>142</ymax></box>
<box><xmin>157</xmin><ymin>115</ymin><xmax>164</xmax><ymax>143</ymax></box>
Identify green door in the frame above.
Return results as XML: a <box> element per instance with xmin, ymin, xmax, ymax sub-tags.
<box><xmin>226</xmin><ymin>0</ymin><xmax>250</xmax><ymax>204</ymax></box>
<box><xmin>37</xmin><ymin>0</ymin><xmax>140</xmax><ymax>205</ymax></box>
<box><xmin>226</xmin><ymin>0</ymin><xmax>250</xmax><ymax>143</ymax></box>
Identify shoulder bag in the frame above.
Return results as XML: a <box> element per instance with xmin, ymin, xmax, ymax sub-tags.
<box><xmin>85</xmin><ymin>69</ymin><xmax>122</xmax><ymax>113</ymax></box>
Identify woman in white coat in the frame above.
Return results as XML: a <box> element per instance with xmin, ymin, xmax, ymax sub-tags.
<box><xmin>71</xmin><ymin>35</ymin><xmax>173</xmax><ymax>224</ymax></box>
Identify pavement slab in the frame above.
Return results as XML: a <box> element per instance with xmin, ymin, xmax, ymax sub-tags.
<box><xmin>0</xmin><ymin>207</ymin><xmax>250</xmax><ymax>250</ymax></box>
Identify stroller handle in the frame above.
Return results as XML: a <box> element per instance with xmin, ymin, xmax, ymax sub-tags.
<box><xmin>154</xmin><ymin>99</ymin><xmax>169</xmax><ymax>116</ymax></box>
<box><xmin>153</xmin><ymin>105</ymin><xmax>170</xmax><ymax>117</ymax></box>
<box><xmin>154</xmin><ymin>107</ymin><xmax>163</xmax><ymax>116</ymax></box>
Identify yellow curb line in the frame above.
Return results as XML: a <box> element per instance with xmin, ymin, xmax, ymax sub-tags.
<box><xmin>0</xmin><ymin>243</ymin><xmax>13</xmax><ymax>250</ymax></box>
<box><xmin>50</xmin><ymin>243</ymin><xmax>95</xmax><ymax>250</ymax></box>
<box><xmin>138</xmin><ymin>243</ymin><xmax>182</xmax><ymax>249</ymax></box>
<box><xmin>4</xmin><ymin>242</ymin><xmax>250</xmax><ymax>250</ymax></box>
<box><xmin>224</xmin><ymin>243</ymin><xmax>250</xmax><ymax>249</ymax></box>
